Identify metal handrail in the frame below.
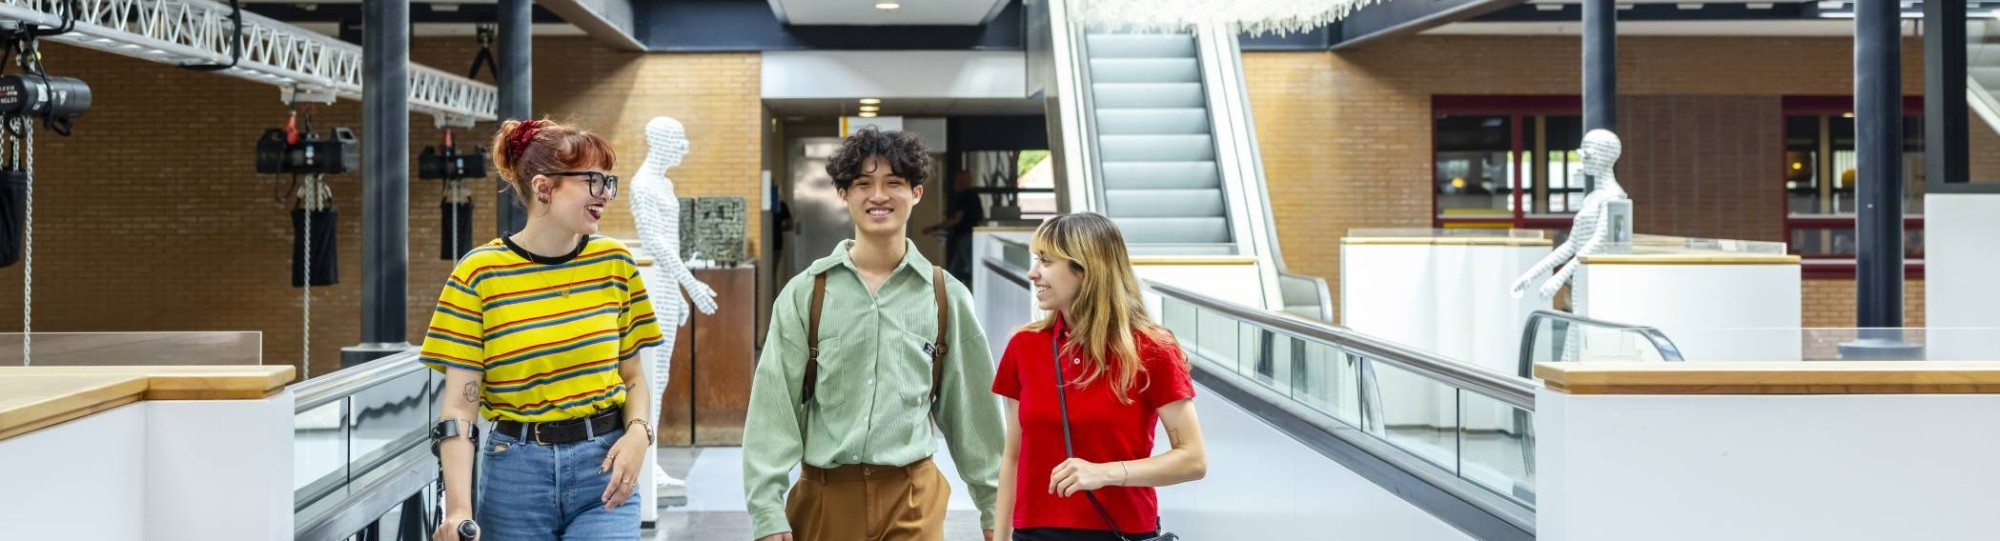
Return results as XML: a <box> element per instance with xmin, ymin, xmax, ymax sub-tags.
<box><xmin>293</xmin><ymin>349</ymin><xmax>423</xmax><ymax>412</ymax></box>
<box><xmin>1069</xmin><ymin>17</ymin><xmax>1111</xmax><ymax>213</ymax></box>
<box><xmin>1184</xmin><ymin>25</ymin><xmax>1241</xmax><ymax>251</ymax></box>
<box><xmin>984</xmin><ymin>256</ymin><xmax>1032</xmax><ymax>289</ymax></box>
<box><xmin>1148</xmin><ymin>281</ymin><xmax>1535</xmax><ymax>411</ymax></box>
<box><xmin>291</xmin><ymin>350</ymin><xmax>435</xmax><ymax>541</ymax></box>
<box><xmin>1277</xmin><ymin>271</ymin><xmax>1334</xmax><ymax>322</ymax></box>
<box><xmin>1517</xmin><ymin>309</ymin><xmax>1685</xmax><ymax>378</ymax></box>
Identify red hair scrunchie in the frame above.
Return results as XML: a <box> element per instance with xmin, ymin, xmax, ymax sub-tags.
<box><xmin>506</xmin><ymin>119</ymin><xmax>544</xmax><ymax>159</ymax></box>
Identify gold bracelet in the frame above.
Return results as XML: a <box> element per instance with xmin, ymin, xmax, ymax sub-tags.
<box><xmin>626</xmin><ymin>418</ymin><xmax>655</xmax><ymax>445</ymax></box>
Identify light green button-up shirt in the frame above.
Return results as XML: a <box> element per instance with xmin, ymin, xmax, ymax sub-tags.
<box><xmin>742</xmin><ymin>239</ymin><xmax>1004</xmax><ymax>539</ymax></box>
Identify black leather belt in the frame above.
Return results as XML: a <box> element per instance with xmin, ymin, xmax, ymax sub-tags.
<box><xmin>495</xmin><ymin>408</ymin><xmax>624</xmax><ymax>445</ymax></box>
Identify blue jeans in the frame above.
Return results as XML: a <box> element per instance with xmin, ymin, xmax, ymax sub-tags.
<box><xmin>475</xmin><ymin>426</ymin><xmax>640</xmax><ymax>540</ymax></box>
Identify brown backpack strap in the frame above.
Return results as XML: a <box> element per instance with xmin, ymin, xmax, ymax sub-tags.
<box><xmin>802</xmin><ymin>272</ymin><xmax>829</xmax><ymax>406</ymax></box>
<box><xmin>930</xmin><ymin>266</ymin><xmax>949</xmax><ymax>410</ymax></box>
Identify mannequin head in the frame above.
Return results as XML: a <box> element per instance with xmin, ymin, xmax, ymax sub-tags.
<box><xmin>644</xmin><ymin>116</ymin><xmax>691</xmax><ymax>169</ymax></box>
<box><xmin>1578</xmin><ymin>129</ymin><xmax>1622</xmax><ymax>179</ymax></box>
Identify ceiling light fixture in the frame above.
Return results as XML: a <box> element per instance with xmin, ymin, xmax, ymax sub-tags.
<box><xmin>875</xmin><ymin>2</ymin><xmax>901</xmax><ymax>10</ymax></box>
<box><xmin>859</xmin><ymin>98</ymin><xmax>882</xmax><ymax>105</ymax></box>
<box><xmin>860</xmin><ymin>105</ymin><xmax>880</xmax><ymax>112</ymax></box>
<box><xmin>859</xmin><ymin>112</ymin><xmax>879</xmax><ymax>118</ymax></box>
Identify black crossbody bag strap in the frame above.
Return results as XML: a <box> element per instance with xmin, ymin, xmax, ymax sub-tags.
<box><xmin>1051</xmin><ymin>337</ymin><xmax>1136</xmax><ymax>541</ymax></box>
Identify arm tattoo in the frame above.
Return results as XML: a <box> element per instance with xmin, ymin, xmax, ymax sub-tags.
<box><xmin>462</xmin><ymin>382</ymin><xmax>480</xmax><ymax>405</ymax></box>
<box><xmin>1168</xmin><ymin>427</ymin><xmax>1184</xmax><ymax>448</ymax></box>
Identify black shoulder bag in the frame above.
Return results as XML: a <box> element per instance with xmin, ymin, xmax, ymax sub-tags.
<box><xmin>1051</xmin><ymin>337</ymin><xmax>1181</xmax><ymax>541</ymax></box>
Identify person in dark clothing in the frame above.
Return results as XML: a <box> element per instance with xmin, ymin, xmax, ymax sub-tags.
<box><xmin>924</xmin><ymin>170</ymin><xmax>986</xmax><ymax>284</ymax></box>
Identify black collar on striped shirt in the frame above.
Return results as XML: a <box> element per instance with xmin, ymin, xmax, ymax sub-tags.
<box><xmin>503</xmin><ymin>235</ymin><xmax>590</xmax><ymax>265</ymax></box>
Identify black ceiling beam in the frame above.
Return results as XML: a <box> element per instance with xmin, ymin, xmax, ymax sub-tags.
<box><xmin>1333</xmin><ymin>0</ymin><xmax>1531</xmax><ymax>50</ymax></box>
<box><xmin>240</xmin><ymin>3</ymin><xmax>566</xmax><ymax>25</ymax></box>
<box><xmin>1473</xmin><ymin>2</ymin><xmax>1812</xmax><ymax>22</ymax></box>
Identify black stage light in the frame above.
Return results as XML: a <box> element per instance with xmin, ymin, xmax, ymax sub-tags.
<box><xmin>418</xmin><ymin>145</ymin><xmax>489</xmax><ymax>180</ymax></box>
<box><xmin>0</xmin><ymin>74</ymin><xmax>89</xmax><ymax>123</ymax></box>
<box><xmin>257</xmin><ymin>128</ymin><xmax>358</xmax><ymax>175</ymax></box>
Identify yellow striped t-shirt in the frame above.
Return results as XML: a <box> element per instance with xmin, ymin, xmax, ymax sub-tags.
<box><xmin>418</xmin><ymin>235</ymin><xmax>667</xmax><ymax>423</ymax></box>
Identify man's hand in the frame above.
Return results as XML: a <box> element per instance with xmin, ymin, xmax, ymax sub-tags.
<box><xmin>985</xmin><ymin>529</ymin><xmax>998</xmax><ymax>541</ymax></box>
<box><xmin>756</xmin><ymin>534</ymin><xmax>794</xmax><ymax>541</ymax></box>
<box><xmin>598</xmin><ymin>431</ymin><xmax>651</xmax><ymax>509</ymax></box>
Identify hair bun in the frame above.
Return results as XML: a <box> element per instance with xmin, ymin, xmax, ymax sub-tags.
<box><xmin>504</xmin><ymin>119</ymin><xmax>544</xmax><ymax>160</ymax></box>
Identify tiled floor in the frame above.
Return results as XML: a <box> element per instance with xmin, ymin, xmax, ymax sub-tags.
<box><xmin>644</xmin><ymin>447</ymin><xmax>988</xmax><ymax>541</ymax></box>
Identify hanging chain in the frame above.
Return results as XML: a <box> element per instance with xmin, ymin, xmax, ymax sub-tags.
<box><xmin>449</xmin><ymin>179</ymin><xmax>461</xmax><ymax>263</ymax></box>
<box><xmin>19</xmin><ymin>116</ymin><xmax>30</xmax><ymax>367</ymax></box>
<box><xmin>301</xmin><ymin>175</ymin><xmax>310</xmax><ymax>379</ymax></box>
<box><xmin>298</xmin><ymin>174</ymin><xmax>328</xmax><ymax>379</ymax></box>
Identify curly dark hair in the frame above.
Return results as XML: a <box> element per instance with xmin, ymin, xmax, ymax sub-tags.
<box><xmin>826</xmin><ymin>126</ymin><xmax>933</xmax><ymax>191</ymax></box>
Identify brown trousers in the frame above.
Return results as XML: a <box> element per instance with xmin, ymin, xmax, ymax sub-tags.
<box><xmin>785</xmin><ymin>457</ymin><xmax>951</xmax><ymax>541</ymax></box>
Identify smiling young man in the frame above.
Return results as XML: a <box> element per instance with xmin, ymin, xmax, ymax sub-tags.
<box><xmin>742</xmin><ymin>127</ymin><xmax>1005</xmax><ymax>541</ymax></box>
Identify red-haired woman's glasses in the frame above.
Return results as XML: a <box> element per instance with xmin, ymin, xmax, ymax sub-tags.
<box><xmin>551</xmin><ymin>171</ymin><xmax>619</xmax><ymax>198</ymax></box>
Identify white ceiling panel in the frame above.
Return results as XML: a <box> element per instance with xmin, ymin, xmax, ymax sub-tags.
<box><xmin>764</xmin><ymin>98</ymin><xmax>1044</xmax><ymax>117</ymax></box>
<box><xmin>772</xmin><ymin>0</ymin><xmax>1009</xmax><ymax>25</ymax></box>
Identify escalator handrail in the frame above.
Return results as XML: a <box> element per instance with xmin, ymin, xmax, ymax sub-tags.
<box><xmin>1149</xmin><ymin>281</ymin><xmax>1535</xmax><ymax>411</ymax></box>
<box><xmin>293</xmin><ymin>349</ymin><xmax>424</xmax><ymax>412</ymax></box>
<box><xmin>1517</xmin><ymin>309</ymin><xmax>1685</xmax><ymax>378</ymax></box>
<box><xmin>1068</xmin><ymin>14</ymin><xmax>1111</xmax><ymax>212</ymax></box>
<box><xmin>291</xmin><ymin>349</ymin><xmax>435</xmax><ymax>541</ymax></box>
<box><xmin>984</xmin><ymin>256</ymin><xmax>1032</xmax><ymax>289</ymax></box>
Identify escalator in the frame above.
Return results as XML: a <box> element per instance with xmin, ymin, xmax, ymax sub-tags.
<box><xmin>1039</xmin><ymin>0</ymin><xmax>1330</xmax><ymax>318</ymax></box>
<box><xmin>1085</xmin><ymin>31</ymin><xmax>1235</xmax><ymax>253</ymax></box>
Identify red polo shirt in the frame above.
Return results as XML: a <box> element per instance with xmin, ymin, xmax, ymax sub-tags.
<box><xmin>991</xmin><ymin>315</ymin><xmax>1196</xmax><ymax>534</ymax></box>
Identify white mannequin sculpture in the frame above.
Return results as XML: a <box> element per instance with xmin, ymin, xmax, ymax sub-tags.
<box><xmin>632</xmin><ymin>116</ymin><xmax>720</xmax><ymax>492</ymax></box>
<box><xmin>1511</xmin><ymin>129</ymin><xmax>1629</xmax><ymax>304</ymax></box>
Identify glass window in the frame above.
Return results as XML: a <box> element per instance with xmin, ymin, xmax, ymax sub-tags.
<box><xmin>1533</xmin><ymin>115</ymin><xmax>1584</xmax><ymax>215</ymax></box>
<box><xmin>1433</xmin><ymin>112</ymin><xmax>1583</xmax><ymax>226</ymax></box>
<box><xmin>1788</xmin><ymin>226</ymin><xmax>1924</xmax><ymax>258</ymax></box>
<box><xmin>1781</xmin><ymin>103</ymin><xmax>1927</xmax><ymax>267</ymax></box>
<box><xmin>1434</xmin><ymin>115</ymin><xmax>1515</xmax><ymax>220</ymax></box>
<box><xmin>1785</xmin><ymin>114</ymin><xmax>1925</xmax><ymax>216</ymax></box>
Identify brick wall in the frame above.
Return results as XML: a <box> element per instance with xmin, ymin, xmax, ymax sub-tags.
<box><xmin>530</xmin><ymin>39</ymin><xmax>764</xmax><ymax>246</ymax></box>
<box><xmin>0</xmin><ymin>38</ymin><xmax>760</xmax><ymax>378</ymax></box>
<box><xmin>1617</xmin><ymin>96</ymin><xmax>1786</xmax><ymax>243</ymax></box>
<box><xmin>1246</xmin><ymin>35</ymin><xmax>1938</xmax><ymax>325</ymax></box>
<box><xmin>1803</xmin><ymin>278</ymin><xmax>1926</xmax><ymax>329</ymax></box>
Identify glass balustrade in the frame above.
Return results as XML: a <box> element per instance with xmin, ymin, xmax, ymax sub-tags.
<box><xmin>1152</xmin><ymin>283</ymin><xmax>1538</xmax><ymax>511</ymax></box>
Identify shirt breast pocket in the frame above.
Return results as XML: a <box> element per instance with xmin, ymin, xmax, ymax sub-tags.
<box><xmin>808</xmin><ymin>333</ymin><xmax>857</xmax><ymax>422</ymax></box>
<box><xmin>896</xmin><ymin>327</ymin><xmax>942</xmax><ymax>409</ymax></box>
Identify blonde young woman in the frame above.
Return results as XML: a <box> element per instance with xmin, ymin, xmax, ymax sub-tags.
<box><xmin>422</xmin><ymin>118</ymin><xmax>667</xmax><ymax>541</ymax></box>
<box><xmin>992</xmin><ymin>212</ymin><xmax>1209</xmax><ymax>541</ymax></box>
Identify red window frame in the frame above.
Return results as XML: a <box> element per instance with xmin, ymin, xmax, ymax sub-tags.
<box><xmin>1780</xmin><ymin>96</ymin><xmax>1925</xmax><ymax>280</ymax></box>
<box><xmin>1431</xmin><ymin>95</ymin><xmax>1584</xmax><ymax>233</ymax></box>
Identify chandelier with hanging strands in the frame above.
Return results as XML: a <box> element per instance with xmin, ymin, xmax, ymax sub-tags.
<box><xmin>1068</xmin><ymin>0</ymin><xmax>1385</xmax><ymax>35</ymax></box>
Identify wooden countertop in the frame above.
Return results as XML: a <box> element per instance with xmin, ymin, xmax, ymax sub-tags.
<box><xmin>1578</xmin><ymin>253</ymin><xmax>1802</xmax><ymax>265</ymax></box>
<box><xmin>1129</xmin><ymin>255</ymin><xmax>1260</xmax><ymax>266</ymax></box>
<box><xmin>0</xmin><ymin>365</ymin><xmax>293</xmax><ymax>442</ymax></box>
<box><xmin>1536</xmin><ymin>362</ymin><xmax>2000</xmax><ymax>395</ymax></box>
<box><xmin>1342</xmin><ymin>237</ymin><xmax>1553</xmax><ymax>247</ymax></box>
